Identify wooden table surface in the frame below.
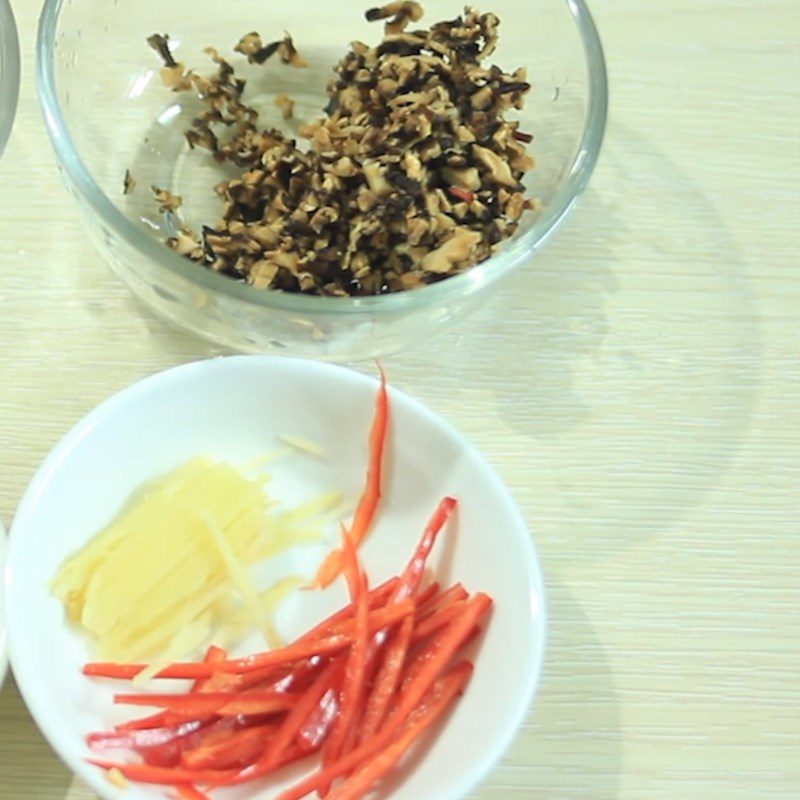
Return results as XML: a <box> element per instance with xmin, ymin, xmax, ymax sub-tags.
<box><xmin>1</xmin><ymin>0</ymin><xmax>798</xmax><ymax>798</ymax></box>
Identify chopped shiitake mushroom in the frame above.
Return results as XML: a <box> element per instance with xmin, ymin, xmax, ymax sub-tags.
<box><xmin>366</xmin><ymin>0</ymin><xmax>426</xmax><ymax>34</ymax></box>
<box><xmin>273</xmin><ymin>94</ymin><xmax>295</xmax><ymax>120</ymax></box>
<box><xmin>152</xmin><ymin>185</ymin><xmax>182</xmax><ymax>213</ymax></box>
<box><xmin>276</xmin><ymin>33</ymin><xmax>308</xmax><ymax>68</ymax></box>
<box><xmin>421</xmin><ymin>228</ymin><xmax>482</xmax><ymax>273</ymax></box>
<box><xmin>144</xmin><ymin>4</ymin><xmax>536</xmax><ymax>296</ymax></box>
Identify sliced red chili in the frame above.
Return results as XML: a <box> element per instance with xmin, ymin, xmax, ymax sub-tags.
<box><xmin>357</xmin><ymin>614</ymin><xmax>414</xmax><ymax>745</ymax></box>
<box><xmin>192</xmin><ymin>644</ymin><xmax>227</xmax><ymax>693</ymax></box>
<box><xmin>89</xmin><ymin>759</ymin><xmax>241</xmax><ymax>786</ymax></box>
<box><xmin>273</xmin><ymin>662</ymin><xmax>474</xmax><ymax>800</ymax></box>
<box><xmin>297</xmin><ymin>577</ymin><xmax>398</xmax><ymax>643</ymax></box>
<box><xmin>447</xmin><ymin>186</ymin><xmax>475</xmax><ymax>203</ymax></box>
<box><xmin>393</xmin><ymin>497</ymin><xmax>457</xmax><ymax>603</ymax></box>
<box><xmin>413</xmin><ymin>581</ymin><xmax>441</xmax><ymax>612</ymax></box>
<box><xmin>326</xmin><ymin>661</ymin><xmax>474</xmax><ymax>800</ymax></box>
<box><xmin>410</xmin><ymin>597</ymin><xmax>470</xmax><ymax>644</ymax></box>
<box><xmin>320</xmin><ymin>528</ymin><xmax>369</xmax><ymax>778</ymax></box>
<box><xmin>115</xmin><ymin>710</ymin><xmax>171</xmax><ymax>731</ymax></box>
<box><xmin>296</xmin><ymin>686</ymin><xmax>339</xmax><ymax>752</ymax></box>
<box><xmin>380</xmin><ymin>593</ymin><xmax>491</xmax><ymax>741</ymax></box>
<box><xmin>252</xmin><ymin>657</ymin><xmax>344</xmax><ymax>772</ymax></box>
<box><xmin>87</xmin><ymin>719</ymin><xmax>206</xmax><ymax>752</ymax></box>
<box><xmin>313</xmin><ymin>368</ymin><xmax>388</xmax><ymax>588</ymax></box>
<box><xmin>180</xmin><ymin>724</ymin><xmax>275</xmax><ymax>770</ymax></box>
<box><xmin>416</xmin><ymin>582</ymin><xmax>468</xmax><ymax>621</ymax></box>
<box><xmin>114</xmin><ymin>690</ymin><xmax>294</xmax><ymax>718</ymax></box>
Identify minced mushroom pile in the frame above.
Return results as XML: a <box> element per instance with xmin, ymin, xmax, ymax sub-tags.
<box><xmin>144</xmin><ymin>3</ymin><xmax>536</xmax><ymax>296</ymax></box>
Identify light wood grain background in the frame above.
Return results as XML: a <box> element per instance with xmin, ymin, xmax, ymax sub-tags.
<box><xmin>1</xmin><ymin>0</ymin><xmax>798</xmax><ymax>798</ymax></box>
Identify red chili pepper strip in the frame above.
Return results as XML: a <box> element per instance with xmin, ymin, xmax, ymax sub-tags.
<box><xmin>131</xmin><ymin>718</ymin><xmax>235</xmax><ymax>768</ymax></box>
<box><xmin>87</xmin><ymin>719</ymin><xmax>206</xmax><ymax>751</ymax></box>
<box><xmin>416</xmin><ymin>583</ymin><xmax>468</xmax><ymax>621</ymax></box>
<box><xmin>313</xmin><ymin>368</ymin><xmax>388</xmax><ymax>589</ymax></box>
<box><xmin>273</xmin><ymin>661</ymin><xmax>475</xmax><ymax>800</ymax></box>
<box><xmin>447</xmin><ymin>186</ymin><xmax>475</xmax><ymax>203</ymax></box>
<box><xmin>219</xmin><ymin>601</ymin><xmax>413</xmax><ymax>676</ymax></box>
<box><xmin>413</xmin><ymin>581</ymin><xmax>441</xmax><ymax>611</ymax></box>
<box><xmin>247</xmin><ymin>658</ymin><xmax>344</xmax><ymax>774</ymax></box>
<box><xmin>276</xmin><ymin>598</ymin><xmax>490</xmax><ymax>800</ymax></box>
<box><xmin>393</xmin><ymin>497</ymin><xmax>456</xmax><ymax>603</ymax></box>
<box><xmin>513</xmin><ymin>129</ymin><xmax>533</xmax><ymax>142</ymax></box>
<box><xmin>357</xmin><ymin>614</ymin><xmax>414</xmax><ymax>746</ymax></box>
<box><xmin>296</xmin><ymin>686</ymin><xmax>339</xmax><ymax>752</ymax></box>
<box><xmin>192</xmin><ymin>645</ymin><xmax>227</xmax><ymax>693</ymax></box>
<box><xmin>297</xmin><ymin>578</ymin><xmax>399</xmax><ymax>644</ymax></box>
<box><xmin>91</xmin><ymin>741</ymin><xmax>310</xmax><ymax>787</ymax></box>
<box><xmin>131</xmin><ymin>714</ymin><xmax>270</xmax><ymax>768</ymax></box>
<box><xmin>355</xmin><ymin>498</ymin><xmax>457</xmax><ymax>744</ymax></box>
<box><xmin>339</xmin><ymin>590</ymin><xmax>435</xmax><ymax>759</ymax></box>
<box><xmin>84</xmin><ymin>601</ymin><xmax>414</xmax><ymax>681</ymax></box>
<box><xmin>140</xmin><ymin>742</ymin><xmax>183</xmax><ymax>768</ymax></box>
<box><xmin>323</xmin><ymin>601</ymin><xmax>413</xmax><ymax>640</ymax></box>
<box><xmin>380</xmin><ymin>593</ymin><xmax>490</xmax><ymax>738</ymax></box>
<box><xmin>114</xmin><ymin>691</ymin><xmax>294</xmax><ymax>717</ymax></box>
<box><xmin>89</xmin><ymin>597</ymin><xmax>489</xmax><ymax>795</ymax></box>
<box><xmin>410</xmin><ymin>598</ymin><xmax>470</xmax><ymax>644</ymax></box>
<box><xmin>180</xmin><ymin>725</ymin><xmax>275</xmax><ymax>771</ymax></box>
<box><xmin>174</xmin><ymin>786</ymin><xmax>212</xmax><ymax>800</ymax></box>
<box><xmin>88</xmin><ymin>759</ymin><xmax>233</xmax><ymax>785</ymax></box>
<box><xmin>399</xmin><ymin>605</ymin><xmax>481</xmax><ymax>703</ymax></box>
<box><xmin>326</xmin><ymin>662</ymin><xmax>474</xmax><ymax>800</ymax></box>
<box><xmin>321</xmin><ymin>528</ymin><xmax>369</xmax><ymax>782</ymax></box>
<box><xmin>221</xmin><ymin>655</ymin><xmax>327</xmax><ymax>694</ymax></box>
<box><xmin>115</xmin><ymin>710</ymin><xmax>171</xmax><ymax>731</ymax></box>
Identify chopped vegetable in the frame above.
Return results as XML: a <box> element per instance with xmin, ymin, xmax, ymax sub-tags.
<box><xmin>447</xmin><ymin>186</ymin><xmax>475</xmax><ymax>203</ymax></box>
<box><xmin>192</xmin><ymin>645</ymin><xmax>228</xmax><ymax>693</ymax></box>
<box><xmin>297</xmin><ymin>578</ymin><xmax>399</xmax><ymax>643</ymax></box>
<box><xmin>88</xmin><ymin>720</ymin><xmax>207</xmax><ymax>752</ymax></box>
<box><xmin>149</xmin><ymin>6</ymin><xmax>536</xmax><ymax>297</ymax></box>
<box><xmin>85</xmin><ymin>493</ymin><xmax>492</xmax><ymax>799</ymax></box>
<box><xmin>320</xmin><ymin>528</ymin><xmax>370</xmax><ymax>779</ymax></box>
<box><xmin>326</xmin><ymin>662</ymin><xmax>473</xmax><ymax>800</ymax></box>
<box><xmin>113</xmin><ymin>690</ymin><xmax>295</xmax><ymax>717</ymax></box>
<box><xmin>313</xmin><ymin>369</ymin><xmax>389</xmax><ymax>588</ymax></box>
<box><xmin>256</xmin><ymin>657</ymin><xmax>344</xmax><ymax>772</ymax></box>
<box><xmin>180</xmin><ymin>725</ymin><xmax>275</xmax><ymax>771</ymax></box>
<box><xmin>359</xmin><ymin>496</ymin><xmax>456</xmax><ymax>743</ymax></box>
<box><xmin>52</xmin><ymin>457</ymin><xmax>339</xmax><ymax>662</ymax></box>
<box><xmin>297</xmin><ymin>686</ymin><xmax>340</xmax><ymax>752</ymax></box>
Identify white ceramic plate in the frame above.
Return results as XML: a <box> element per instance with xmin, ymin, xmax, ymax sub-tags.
<box><xmin>5</xmin><ymin>356</ymin><xmax>546</xmax><ymax>800</ymax></box>
<box><xmin>0</xmin><ymin>516</ymin><xmax>6</xmax><ymax>686</ymax></box>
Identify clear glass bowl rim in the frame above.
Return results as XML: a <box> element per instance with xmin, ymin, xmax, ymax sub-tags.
<box><xmin>0</xmin><ymin>0</ymin><xmax>20</xmax><ymax>160</ymax></box>
<box><xmin>36</xmin><ymin>0</ymin><xmax>608</xmax><ymax>317</ymax></box>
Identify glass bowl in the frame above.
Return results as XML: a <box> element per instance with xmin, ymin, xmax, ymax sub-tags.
<box><xmin>0</xmin><ymin>0</ymin><xmax>20</xmax><ymax>161</ymax></box>
<box><xmin>37</xmin><ymin>0</ymin><xmax>607</xmax><ymax>360</ymax></box>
